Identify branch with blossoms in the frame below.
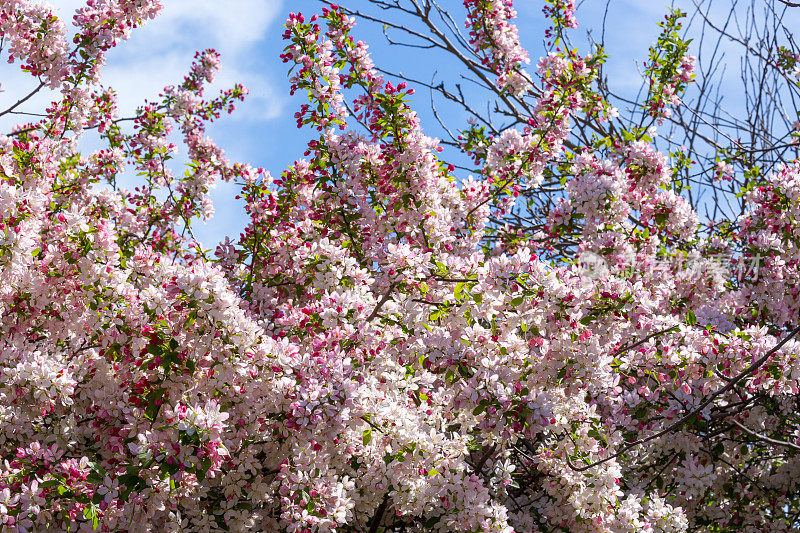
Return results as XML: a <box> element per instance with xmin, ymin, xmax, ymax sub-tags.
<box><xmin>642</xmin><ymin>10</ymin><xmax>696</xmax><ymax>125</ymax></box>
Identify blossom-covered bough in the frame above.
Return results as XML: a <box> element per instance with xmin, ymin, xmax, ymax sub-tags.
<box><xmin>2</xmin><ymin>0</ymin><xmax>800</xmax><ymax>531</ymax></box>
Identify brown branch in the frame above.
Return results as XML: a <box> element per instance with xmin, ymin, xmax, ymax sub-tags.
<box><xmin>366</xmin><ymin>283</ymin><xmax>397</xmax><ymax>322</ymax></box>
<box><xmin>731</xmin><ymin>419</ymin><xmax>800</xmax><ymax>451</ymax></box>
<box><xmin>474</xmin><ymin>444</ymin><xmax>497</xmax><ymax>475</ymax></box>
<box><xmin>0</xmin><ymin>81</ymin><xmax>45</xmax><ymax>118</ymax></box>
<box><xmin>367</xmin><ymin>493</ymin><xmax>390</xmax><ymax>533</ymax></box>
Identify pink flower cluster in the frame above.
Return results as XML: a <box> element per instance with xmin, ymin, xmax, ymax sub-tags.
<box><xmin>647</xmin><ymin>55</ymin><xmax>695</xmax><ymax>122</ymax></box>
<box><xmin>463</xmin><ymin>0</ymin><xmax>532</xmax><ymax>95</ymax></box>
<box><xmin>542</xmin><ymin>0</ymin><xmax>578</xmax><ymax>42</ymax></box>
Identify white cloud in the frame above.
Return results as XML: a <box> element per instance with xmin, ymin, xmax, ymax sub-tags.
<box><xmin>40</xmin><ymin>0</ymin><xmax>286</xmax><ymax>120</ymax></box>
<box><xmin>134</xmin><ymin>0</ymin><xmax>282</xmax><ymax>54</ymax></box>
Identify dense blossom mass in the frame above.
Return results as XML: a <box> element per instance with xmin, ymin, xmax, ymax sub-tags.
<box><xmin>0</xmin><ymin>0</ymin><xmax>800</xmax><ymax>531</ymax></box>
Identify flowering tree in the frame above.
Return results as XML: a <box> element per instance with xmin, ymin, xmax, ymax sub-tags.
<box><xmin>2</xmin><ymin>0</ymin><xmax>800</xmax><ymax>531</ymax></box>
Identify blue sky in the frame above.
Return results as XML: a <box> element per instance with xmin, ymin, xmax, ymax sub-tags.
<box><xmin>11</xmin><ymin>1</ymin><xmax>798</xmax><ymax>247</ymax></box>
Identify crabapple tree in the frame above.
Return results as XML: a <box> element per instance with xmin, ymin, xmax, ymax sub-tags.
<box><xmin>1</xmin><ymin>0</ymin><xmax>800</xmax><ymax>532</ymax></box>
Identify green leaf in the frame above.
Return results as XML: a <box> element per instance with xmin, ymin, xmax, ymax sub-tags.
<box><xmin>363</xmin><ymin>429</ymin><xmax>373</xmax><ymax>446</ymax></box>
<box><xmin>144</xmin><ymin>388</ymin><xmax>165</xmax><ymax>421</ymax></box>
<box><xmin>424</xmin><ymin>516</ymin><xmax>441</xmax><ymax>528</ymax></box>
<box><xmin>146</xmin><ymin>343</ymin><xmax>163</xmax><ymax>356</ymax></box>
<box><xmin>510</xmin><ymin>296</ymin><xmax>524</xmax><ymax>306</ymax></box>
<box><xmin>686</xmin><ymin>310</ymin><xmax>697</xmax><ymax>326</ymax></box>
<box><xmin>454</xmin><ymin>282</ymin><xmax>465</xmax><ymax>299</ymax></box>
